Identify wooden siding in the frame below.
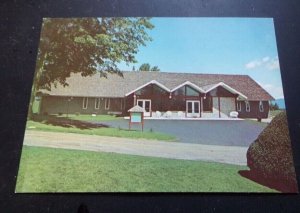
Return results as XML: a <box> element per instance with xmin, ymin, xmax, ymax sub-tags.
<box><xmin>40</xmin><ymin>96</ymin><xmax>124</xmax><ymax>115</ymax></box>
<box><xmin>237</xmin><ymin>101</ymin><xmax>269</xmax><ymax>118</ymax></box>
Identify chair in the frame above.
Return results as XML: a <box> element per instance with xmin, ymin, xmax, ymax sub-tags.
<box><xmin>177</xmin><ymin>111</ymin><xmax>184</xmax><ymax>117</ymax></box>
<box><xmin>229</xmin><ymin>111</ymin><xmax>239</xmax><ymax>118</ymax></box>
<box><xmin>155</xmin><ymin>111</ymin><xmax>162</xmax><ymax>117</ymax></box>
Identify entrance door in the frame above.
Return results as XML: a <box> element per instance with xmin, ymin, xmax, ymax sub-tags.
<box><xmin>137</xmin><ymin>99</ymin><xmax>151</xmax><ymax>117</ymax></box>
<box><xmin>186</xmin><ymin>100</ymin><xmax>200</xmax><ymax>117</ymax></box>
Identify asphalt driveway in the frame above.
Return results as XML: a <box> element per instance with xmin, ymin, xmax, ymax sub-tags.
<box><xmin>97</xmin><ymin>119</ymin><xmax>267</xmax><ymax>147</ymax></box>
<box><xmin>24</xmin><ymin>130</ymin><xmax>248</xmax><ymax>165</ymax></box>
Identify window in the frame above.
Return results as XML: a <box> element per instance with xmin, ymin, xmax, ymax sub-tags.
<box><xmin>237</xmin><ymin>101</ymin><xmax>242</xmax><ymax>111</ymax></box>
<box><xmin>194</xmin><ymin>101</ymin><xmax>200</xmax><ymax>113</ymax></box>
<box><xmin>105</xmin><ymin>98</ymin><xmax>110</xmax><ymax>110</ymax></box>
<box><xmin>187</xmin><ymin>102</ymin><xmax>193</xmax><ymax>113</ymax></box>
<box><xmin>173</xmin><ymin>86</ymin><xmax>185</xmax><ymax>96</ymax></box>
<box><xmin>83</xmin><ymin>97</ymin><xmax>88</xmax><ymax>109</ymax></box>
<box><xmin>186</xmin><ymin>86</ymin><xmax>199</xmax><ymax>96</ymax></box>
<box><xmin>95</xmin><ymin>98</ymin><xmax>100</xmax><ymax>109</ymax></box>
<box><xmin>259</xmin><ymin>101</ymin><xmax>264</xmax><ymax>112</ymax></box>
<box><xmin>245</xmin><ymin>101</ymin><xmax>250</xmax><ymax>112</ymax></box>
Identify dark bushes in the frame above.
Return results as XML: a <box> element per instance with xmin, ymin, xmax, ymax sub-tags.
<box><xmin>245</xmin><ymin>111</ymin><xmax>298</xmax><ymax>192</ymax></box>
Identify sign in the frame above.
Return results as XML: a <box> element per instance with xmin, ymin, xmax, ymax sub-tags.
<box><xmin>128</xmin><ymin>105</ymin><xmax>145</xmax><ymax>131</ymax></box>
<box><xmin>131</xmin><ymin>112</ymin><xmax>142</xmax><ymax>123</ymax></box>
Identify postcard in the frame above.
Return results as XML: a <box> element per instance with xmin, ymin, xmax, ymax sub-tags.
<box><xmin>15</xmin><ymin>17</ymin><xmax>298</xmax><ymax>193</ymax></box>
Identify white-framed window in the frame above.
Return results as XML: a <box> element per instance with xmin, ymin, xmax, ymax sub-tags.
<box><xmin>237</xmin><ymin>101</ymin><xmax>242</xmax><ymax>111</ymax></box>
<box><xmin>245</xmin><ymin>101</ymin><xmax>250</xmax><ymax>112</ymax></box>
<box><xmin>105</xmin><ymin>98</ymin><xmax>110</xmax><ymax>110</ymax></box>
<box><xmin>95</xmin><ymin>98</ymin><xmax>100</xmax><ymax>109</ymax></box>
<box><xmin>82</xmin><ymin>97</ymin><xmax>88</xmax><ymax>109</ymax></box>
<box><xmin>259</xmin><ymin>101</ymin><xmax>264</xmax><ymax>112</ymax></box>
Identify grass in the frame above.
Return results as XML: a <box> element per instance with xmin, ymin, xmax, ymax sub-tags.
<box><xmin>56</xmin><ymin>114</ymin><xmax>122</xmax><ymax>121</ymax></box>
<box><xmin>26</xmin><ymin>120</ymin><xmax>176</xmax><ymax>141</ymax></box>
<box><xmin>16</xmin><ymin>146</ymin><xmax>277</xmax><ymax>192</ymax></box>
<box><xmin>269</xmin><ymin>110</ymin><xmax>284</xmax><ymax>118</ymax></box>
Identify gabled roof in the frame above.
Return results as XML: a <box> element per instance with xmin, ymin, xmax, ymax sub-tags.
<box><xmin>203</xmin><ymin>82</ymin><xmax>248</xmax><ymax>100</ymax></box>
<box><xmin>170</xmin><ymin>81</ymin><xmax>205</xmax><ymax>93</ymax></box>
<box><xmin>128</xmin><ymin>105</ymin><xmax>145</xmax><ymax>112</ymax></box>
<box><xmin>41</xmin><ymin>71</ymin><xmax>274</xmax><ymax>101</ymax></box>
<box><xmin>125</xmin><ymin>80</ymin><xmax>170</xmax><ymax>96</ymax></box>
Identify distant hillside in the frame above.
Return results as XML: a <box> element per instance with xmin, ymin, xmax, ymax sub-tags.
<box><xmin>272</xmin><ymin>98</ymin><xmax>286</xmax><ymax>109</ymax></box>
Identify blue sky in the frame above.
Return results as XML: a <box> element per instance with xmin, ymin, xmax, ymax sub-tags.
<box><xmin>118</xmin><ymin>18</ymin><xmax>284</xmax><ymax>99</ymax></box>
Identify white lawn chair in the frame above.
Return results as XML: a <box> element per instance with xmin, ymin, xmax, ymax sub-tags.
<box><xmin>177</xmin><ymin>111</ymin><xmax>184</xmax><ymax>117</ymax></box>
<box><xmin>229</xmin><ymin>111</ymin><xmax>239</xmax><ymax>118</ymax></box>
<box><xmin>155</xmin><ymin>111</ymin><xmax>162</xmax><ymax>118</ymax></box>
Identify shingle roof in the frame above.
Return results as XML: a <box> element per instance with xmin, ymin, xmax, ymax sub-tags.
<box><xmin>41</xmin><ymin>71</ymin><xmax>274</xmax><ymax>100</ymax></box>
<box><xmin>128</xmin><ymin>105</ymin><xmax>145</xmax><ymax>112</ymax></box>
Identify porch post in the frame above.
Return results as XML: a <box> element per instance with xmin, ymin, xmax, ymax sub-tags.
<box><xmin>235</xmin><ymin>96</ymin><xmax>237</xmax><ymax>111</ymax></box>
<box><xmin>185</xmin><ymin>100</ymin><xmax>187</xmax><ymax>118</ymax></box>
<box><xmin>133</xmin><ymin>93</ymin><xmax>136</xmax><ymax>106</ymax></box>
<box><xmin>199</xmin><ymin>96</ymin><xmax>202</xmax><ymax>118</ymax></box>
<box><xmin>185</xmin><ymin>86</ymin><xmax>187</xmax><ymax>118</ymax></box>
<box><xmin>218</xmin><ymin>96</ymin><xmax>221</xmax><ymax>118</ymax></box>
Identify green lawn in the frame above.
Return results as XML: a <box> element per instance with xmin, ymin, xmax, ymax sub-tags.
<box><xmin>26</xmin><ymin>120</ymin><xmax>176</xmax><ymax>141</ymax></box>
<box><xmin>269</xmin><ymin>110</ymin><xmax>284</xmax><ymax>118</ymax></box>
<box><xmin>16</xmin><ymin>146</ymin><xmax>277</xmax><ymax>192</ymax></box>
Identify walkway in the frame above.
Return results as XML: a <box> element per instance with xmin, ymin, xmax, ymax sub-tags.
<box><xmin>23</xmin><ymin>130</ymin><xmax>248</xmax><ymax>166</ymax></box>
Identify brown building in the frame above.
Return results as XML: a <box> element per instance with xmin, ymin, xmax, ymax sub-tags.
<box><xmin>39</xmin><ymin>71</ymin><xmax>274</xmax><ymax>119</ymax></box>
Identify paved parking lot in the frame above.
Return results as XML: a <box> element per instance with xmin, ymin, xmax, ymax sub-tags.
<box><xmin>97</xmin><ymin>119</ymin><xmax>268</xmax><ymax>147</ymax></box>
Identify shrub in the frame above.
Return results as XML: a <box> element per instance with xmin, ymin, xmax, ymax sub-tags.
<box><xmin>246</xmin><ymin>111</ymin><xmax>298</xmax><ymax>192</ymax></box>
<box><xmin>58</xmin><ymin>112</ymin><xmax>63</xmax><ymax>116</ymax></box>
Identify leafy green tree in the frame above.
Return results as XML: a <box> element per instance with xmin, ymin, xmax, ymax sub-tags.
<box><xmin>138</xmin><ymin>63</ymin><xmax>160</xmax><ymax>71</ymax></box>
<box><xmin>150</xmin><ymin>66</ymin><xmax>160</xmax><ymax>71</ymax></box>
<box><xmin>29</xmin><ymin>17</ymin><xmax>154</xmax><ymax>117</ymax></box>
<box><xmin>138</xmin><ymin>63</ymin><xmax>151</xmax><ymax>71</ymax></box>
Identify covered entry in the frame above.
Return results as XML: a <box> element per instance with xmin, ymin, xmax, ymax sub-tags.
<box><xmin>137</xmin><ymin>99</ymin><xmax>151</xmax><ymax>117</ymax></box>
<box><xmin>186</xmin><ymin>100</ymin><xmax>200</xmax><ymax>117</ymax></box>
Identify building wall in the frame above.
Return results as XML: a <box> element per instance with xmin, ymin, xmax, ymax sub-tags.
<box><xmin>212</xmin><ymin>97</ymin><xmax>219</xmax><ymax>112</ymax></box>
<box><xmin>40</xmin><ymin>96</ymin><xmax>124</xmax><ymax>115</ymax></box>
<box><xmin>237</xmin><ymin>100</ymin><xmax>269</xmax><ymax>118</ymax></box>
<box><xmin>207</xmin><ymin>97</ymin><xmax>236</xmax><ymax>117</ymax></box>
<box><xmin>220</xmin><ymin>97</ymin><xmax>236</xmax><ymax>116</ymax></box>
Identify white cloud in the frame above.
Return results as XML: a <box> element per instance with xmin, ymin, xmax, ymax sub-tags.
<box><xmin>245</xmin><ymin>56</ymin><xmax>280</xmax><ymax>71</ymax></box>
<box><xmin>260</xmin><ymin>83</ymin><xmax>284</xmax><ymax>99</ymax></box>
<box><xmin>266</xmin><ymin>58</ymin><xmax>280</xmax><ymax>70</ymax></box>
<box><xmin>245</xmin><ymin>60</ymin><xmax>261</xmax><ymax>69</ymax></box>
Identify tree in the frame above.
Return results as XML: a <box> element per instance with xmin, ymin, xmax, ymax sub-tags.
<box><xmin>150</xmin><ymin>66</ymin><xmax>160</xmax><ymax>71</ymax></box>
<box><xmin>270</xmin><ymin>102</ymin><xmax>279</xmax><ymax>110</ymax></box>
<box><xmin>138</xmin><ymin>63</ymin><xmax>160</xmax><ymax>71</ymax></box>
<box><xmin>138</xmin><ymin>63</ymin><xmax>151</xmax><ymax>71</ymax></box>
<box><xmin>29</xmin><ymin>17</ymin><xmax>154</xmax><ymax>117</ymax></box>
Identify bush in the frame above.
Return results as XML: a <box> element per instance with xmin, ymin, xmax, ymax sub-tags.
<box><xmin>246</xmin><ymin>111</ymin><xmax>298</xmax><ymax>192</ymax></box>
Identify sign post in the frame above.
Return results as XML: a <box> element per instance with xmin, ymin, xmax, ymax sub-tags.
<box><xmin>128</xmin><ymin>105</ymin><xmax>145</xmax><ymax>131</ymax></box>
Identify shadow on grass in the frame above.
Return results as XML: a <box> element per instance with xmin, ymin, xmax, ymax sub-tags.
<box><xmin>32</xmin><ymin>114</ymin><xmax>109</xmax><ymax>130</ymax></box>
<box><xmin>238</xmin><ymin>170</ymin><xmax>298</xmax><ymax>193</ymax></box>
